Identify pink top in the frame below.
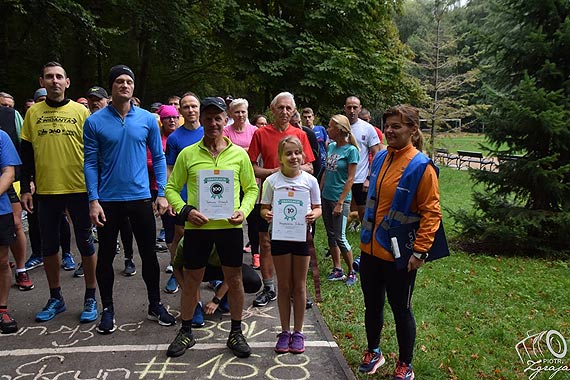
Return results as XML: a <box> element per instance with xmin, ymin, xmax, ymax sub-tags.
<box><xmin>147</xmin><ymin>133</ymin><xmax>169</xmax><ymax>192</ymax></box>
<box><xmin>223</xmin><ymin>123</ymin><xmax>257</xmax><ymax>150</ymax></box>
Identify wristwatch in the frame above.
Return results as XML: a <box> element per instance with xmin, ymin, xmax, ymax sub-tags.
<box><xmin>212</xmin><ymin>296</ymin><xmax>221</xmax><ymax>305</ymax></box>
<box><xmin>413</xmin><ymin>251</ymin><xmax>429</xmax><ymax>260</ymax></box>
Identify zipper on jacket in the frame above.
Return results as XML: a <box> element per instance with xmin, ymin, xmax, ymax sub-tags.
<box><xmin>371</xmin><ymin>151</ymin><xmax>394</xmax><ymax>258</ymax></box>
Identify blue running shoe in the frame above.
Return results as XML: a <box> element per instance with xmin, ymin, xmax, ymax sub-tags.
<box><xmin>80</xmin><ymin>298</ymin><xmax>98</xmax><ymax>323</ymax></box>
<box><xmin>327</xmin><ymin>268</ymin><xmax>346</xmax><ymax>281</ymax></box>
<box><xmin>157</xmin><ymin>228</ymin><xmax>166</xmax><ymax>242</ymax></box>
<box><xmin>61</xmin><ymin>252</ymin><xmax>76</xmax><ymax>271</ymax></box>
<box><xmin>96</xmin><ymin>307</ymin><xmax>116</xmax><ymax>334</ymax></box>
<box><xmin>191</xmin><ymin>302</ymin><xmax>205</xmax><ymax>328</ymax></box>
<box><xmin>164</xmin><ymin>274</ymin><xmax>179</xmax><ymax>294</ymax></box>
<box><xmin>346</xmin><ymin>271</ymin><xmax>358</xmax><ymax>286</ymax></box>
<box><xmin>25</xmin><ymin>256</ymin><xmax>43</xmax><ymax>271</ymax></box>
<box><xmin>358</xmin><ymin>350</ymin><xmax>386</xmax><ymax>374</ymax></box>
<box><xmin>209</xmin><ymin>280</ymin><xmax>222</xmax><ymax>290</ymax></box>
<box><xmin>123</xmin><ymin>259</ymin><xmax>136</xmax><ymax>276</ymax></box>
<box><xmin>148</xmin><ymin>303</ymin><xmax>176</xmax><ymax>326</ymax></box>
<box><xmin>218</xmin><ymin>294</ymin><xmax>230</xmax><ymax>313</ymax></box>
<box><xmin>36</xmin><ymin>298</ymin><xmax>66</xmax><ymax>322</ymax></box>
<box><xmin>73</xmin><ymin>262</ymin><xmax>84</xmax><ymax>278</ymax></box>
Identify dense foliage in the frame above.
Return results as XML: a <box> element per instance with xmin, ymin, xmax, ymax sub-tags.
<box><xmin>0</xmin><ymin>0</ymin><xmax>420</xmax><ymax>117</ymax></box>
<box><xmin>454</xmin><ymin>0</ymin><xmax>570</xmax><ymax>256</ymax></box>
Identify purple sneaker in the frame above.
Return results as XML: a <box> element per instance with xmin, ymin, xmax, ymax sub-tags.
<box><xmin>275</xmin><ymin>331</ymin><xmax>291</xmax><ymax>354</ymax></box>
<box><xmin>289</xmin><ymin>331</ymin><xmax>305</xmax><ymax>354</ymax></box>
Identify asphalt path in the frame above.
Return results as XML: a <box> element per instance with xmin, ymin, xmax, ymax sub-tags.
<box><xmin>2</xmin><ymin>225</ymin><xmax>356</xmax><ymax>380</ymax></box>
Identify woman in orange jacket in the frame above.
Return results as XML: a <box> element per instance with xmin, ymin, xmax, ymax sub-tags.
<box><xmin>358</xmin><ymin>105</ymin><xmax>442</xmax><ymax>380</ymax></box>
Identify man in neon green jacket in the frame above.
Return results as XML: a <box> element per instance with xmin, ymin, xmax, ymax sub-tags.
<box><xmin>165</xmin><ymin>97</ymin><xmax>258</xmax><ymax>359</ymax></box>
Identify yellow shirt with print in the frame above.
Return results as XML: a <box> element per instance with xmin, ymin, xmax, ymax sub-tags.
<box><xmin>21</xmin><ymin>101</ymin><xmax>90</xmax><ymax>195</ymax></box>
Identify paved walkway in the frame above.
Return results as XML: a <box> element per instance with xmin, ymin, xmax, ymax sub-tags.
<box><xmin>2</xmin><ymin>232</ymin><xmax>356</xmax><ymax>380</ymax></box>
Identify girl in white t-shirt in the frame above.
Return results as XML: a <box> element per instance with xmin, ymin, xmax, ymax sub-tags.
<box><xmin>260</xmin><ymin>136</ymin><xmax>322</xmax><ymax>354</ymax></box>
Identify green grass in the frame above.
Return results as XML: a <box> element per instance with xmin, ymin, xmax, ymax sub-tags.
<box><xmin>310</xmin><ymin>161</ymin><xmax>570</xmax><ymax>380</ymax></box>
<box><xmin>428</xmin><ymin>133</ymin><xmax>490</xmax><ymax>153</ymax></box>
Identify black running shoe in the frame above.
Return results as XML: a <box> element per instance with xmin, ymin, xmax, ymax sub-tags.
<box><xmin>253</xmin><ymin>287</ymin><xmax>276</xmax><ymax>307</ymax></box>
<box><xmin>227</xmin><ymin>331</ymin><xmax>251</xmax><ymax>358</ymax></box>
<box><xmin>0</xmin><ymin>311</ymin><xmax>18</xmax><ymax>334</ymax></box>
<box><xmin>166</xmin><ymin>328</ymin><xmax>196</xmax><ymax>357</ymax></box>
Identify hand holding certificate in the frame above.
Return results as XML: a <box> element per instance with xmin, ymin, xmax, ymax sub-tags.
<box><xmin>272</xmin><ymin>190</ymin><xmax>309</xmax><ymax>242</ymax></box>
<box><xmin>198</xmin><ymin>169</ymin><xmax>235</xmax><ymax>219</ymax></box>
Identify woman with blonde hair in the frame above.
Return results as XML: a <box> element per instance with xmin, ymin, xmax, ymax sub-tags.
<box><xmin>320</xmin><ymin>115</ymin><xmax>360</xmax><ymax>286</ymax></box>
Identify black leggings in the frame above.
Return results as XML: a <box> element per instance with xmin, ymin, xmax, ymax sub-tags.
<box><xmin>359</xmin><ymin>253</ymin><xmax>417</xmax><ymax>364</ymax></box>
<box><xmin>119</xmin><ymin>217</ymin><xmax>133</xmax><ymax>259</ymax></box>
<box><xmin>246</xmin><ymin>204</ymin><xmax>261</xmax><ymax>255</ymax></box>
<box><xmin>96</xmin><ymin>199</ymin><xmax>160</xmax><ymax>309</ymax></box>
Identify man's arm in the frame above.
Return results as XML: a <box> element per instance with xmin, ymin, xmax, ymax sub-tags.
<box><xmin>83</xmin><ymin>119</ymin><xmax>100</xmax><ymax>202</ymax></box>
<box><xmin>369</xmin><ymin>143</ymin><xmax>380</xmax><ymax>160</ymax></box>
<box><xmin>253</xmin><ymin>162</ymin><xmax>278</xmax><ymax>180</ymax></box>
<box><xmin>0</xmin><ymin>166</ymin><xmax>15</xmax><ymax>197</ymax></box>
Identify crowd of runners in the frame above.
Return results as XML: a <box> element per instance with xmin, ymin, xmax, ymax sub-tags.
<box><xmin>0</xmin><ymin>61</ymin><xmax>445</xmax><ymax>380</ymax></box>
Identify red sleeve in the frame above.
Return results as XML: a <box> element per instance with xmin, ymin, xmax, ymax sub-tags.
<box><xmin>248</xmin><ymin>129</ymin><xmax>262</xmax><ymax>163</ymax></box>
<box><xmin>374</xmin><ymin>127</ymin><xmax>383</xmax><ymax>144</ymax></box>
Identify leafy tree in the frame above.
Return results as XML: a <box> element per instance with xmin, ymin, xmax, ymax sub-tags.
<box><xmin>0</xmin><ymin>0</ymin><xmax>422</xmax><ymax>113</ymax></box>
<box><xmin>395</xmin><ymin>0</ymin><xmax>481</xmax><ymax>156</ymax></box>
<box><xmin>454</xmin><ymin>0</ymin><xmax>570</xmax><ymax>256</ymax></box>
<box><xmin>219</xmin><ymin>0</ymin><xmax>422</xmax><ymax>115</ymax></box>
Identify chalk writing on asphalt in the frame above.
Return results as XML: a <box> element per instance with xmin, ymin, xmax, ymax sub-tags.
<box><xmin>3</xmin><ymin>353</ymin><xmax>314</xmax><ymax>380</ymax></box>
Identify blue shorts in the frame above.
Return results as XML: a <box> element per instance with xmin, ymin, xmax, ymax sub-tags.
<box><xmin>37</xmin><ymin>193</ymin><xmax>95</xmax><ymax>257</ymax></box>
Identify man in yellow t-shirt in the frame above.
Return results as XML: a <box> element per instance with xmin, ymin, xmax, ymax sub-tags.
<box><xmin>20</xmin><ymin>61</ymin><xmax>98</xmax><ymax>324</ymax></box>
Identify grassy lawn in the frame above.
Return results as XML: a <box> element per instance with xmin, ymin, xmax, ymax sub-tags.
<box><xmin>428</xmin><ymin>133</ymin><xmax>490</xmax><ymax>153</ymax></box>
<box><xmin>311</xmin><ymin>166</ymin><xmax>570</xmax><ymax>380</ymax></box>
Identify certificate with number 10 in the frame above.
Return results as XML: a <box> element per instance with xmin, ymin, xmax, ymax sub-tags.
<box><xmin>271</xmin><ymin>190</ymin><xmax>309</xmax><ymax>242</ymax></box>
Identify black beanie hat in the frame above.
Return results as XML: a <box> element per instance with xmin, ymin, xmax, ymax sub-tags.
<box><xmin>108</xmin><ymin>65</ymin><xmax>135</xmax><ymax>89</ymax></box>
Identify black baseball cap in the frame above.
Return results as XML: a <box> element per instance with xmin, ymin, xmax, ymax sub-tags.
<box><xmin>86</xmin><ymin>86</ymin><xmax>108</xmax><ymax>99</ymax></box>
<box><xmin>150</xmin><ymin>102</ymin><xmax>163</xmax><ymax>112</ymax></box>
<box><xmin>200</xmin><ymin>97</ymin><xmax>227</xmax><ymax>113</ymax></box>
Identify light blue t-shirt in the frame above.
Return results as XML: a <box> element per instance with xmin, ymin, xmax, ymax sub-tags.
<box><xmin>322</xmin><ymin>142</ymin><xmax>359</xmax><ymax>202</ymax></box>
<box><xmin>0</xmin><ymin>129</ymin><xmax>22</xmax><ymax>215</ymax></box>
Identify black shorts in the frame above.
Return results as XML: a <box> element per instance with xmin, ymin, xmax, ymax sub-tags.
<box><xmin>183</xmin><ymin>228</ymin><xmax>243</xmax><ymax>269</ymax></box>
<box><xmin>7</xmin><ymin>185</ymin><xmax>19</xmax><ymax>203</ymax></box>
<box><xmin>37</xmin><ymin>193</ymin><xmax>95</xmax><ymax>257</ymax></box>
<box><xmin>0</xmin><ymin>213</ymin><xmax>16</xmax><ymax>245</ymax></box>
<box><xmin>351</xmin><ymin>183</ymin><xmax>367</xmax><ymax>206</ymax></box>
<box><xmin>271</xmin><ymin>231</ymin><xmax>309</xmax><ymax>257</ymax></box>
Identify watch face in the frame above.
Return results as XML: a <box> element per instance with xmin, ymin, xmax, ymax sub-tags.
<box><xmin>212</xmin><ymin>297</ymin><xmax>220</xmax><ymax>304</ymax></box>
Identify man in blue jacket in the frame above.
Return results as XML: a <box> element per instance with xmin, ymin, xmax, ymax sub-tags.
<box><xmin>84</xmin><ymin>65</ymin><xmax>175</xmax><ymax>334</ymax></box>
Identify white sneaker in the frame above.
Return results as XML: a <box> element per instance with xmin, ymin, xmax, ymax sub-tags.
<box><xmin>165</xmin><ymin>264</ymin><xmax>173</xmax><ymax>274</ymax></box>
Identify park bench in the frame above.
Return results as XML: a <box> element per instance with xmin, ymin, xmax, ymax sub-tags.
<box><xmin>497</xmin><ymin>153</ymin><xmax>524</xmax><ymax>164</ymax></box>
<box><xmin>434</xmin><ymin>148</ymin><xmax>458</xmax><ymax>167</ymax></box>
<box><xmin>456</xmin><ymin>150</ymin><xmax>495</xmax><ymax>171</ymax></box>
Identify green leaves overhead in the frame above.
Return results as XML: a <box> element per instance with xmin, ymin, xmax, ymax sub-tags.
<box><xmin>1</xmin><ymin>0</ymin><xmax>418</xmax><ymax>114</ymax></box>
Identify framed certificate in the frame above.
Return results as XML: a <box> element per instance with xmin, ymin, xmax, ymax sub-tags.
<box><xmin>272</xmin><ymin>190</ymin><xmax>309</xmax><ymax>242</ymax></box>
<box><xmin>198</xmin><ymin>169</ymin><xmax>234</xmax><ymax>219</ymax></box>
